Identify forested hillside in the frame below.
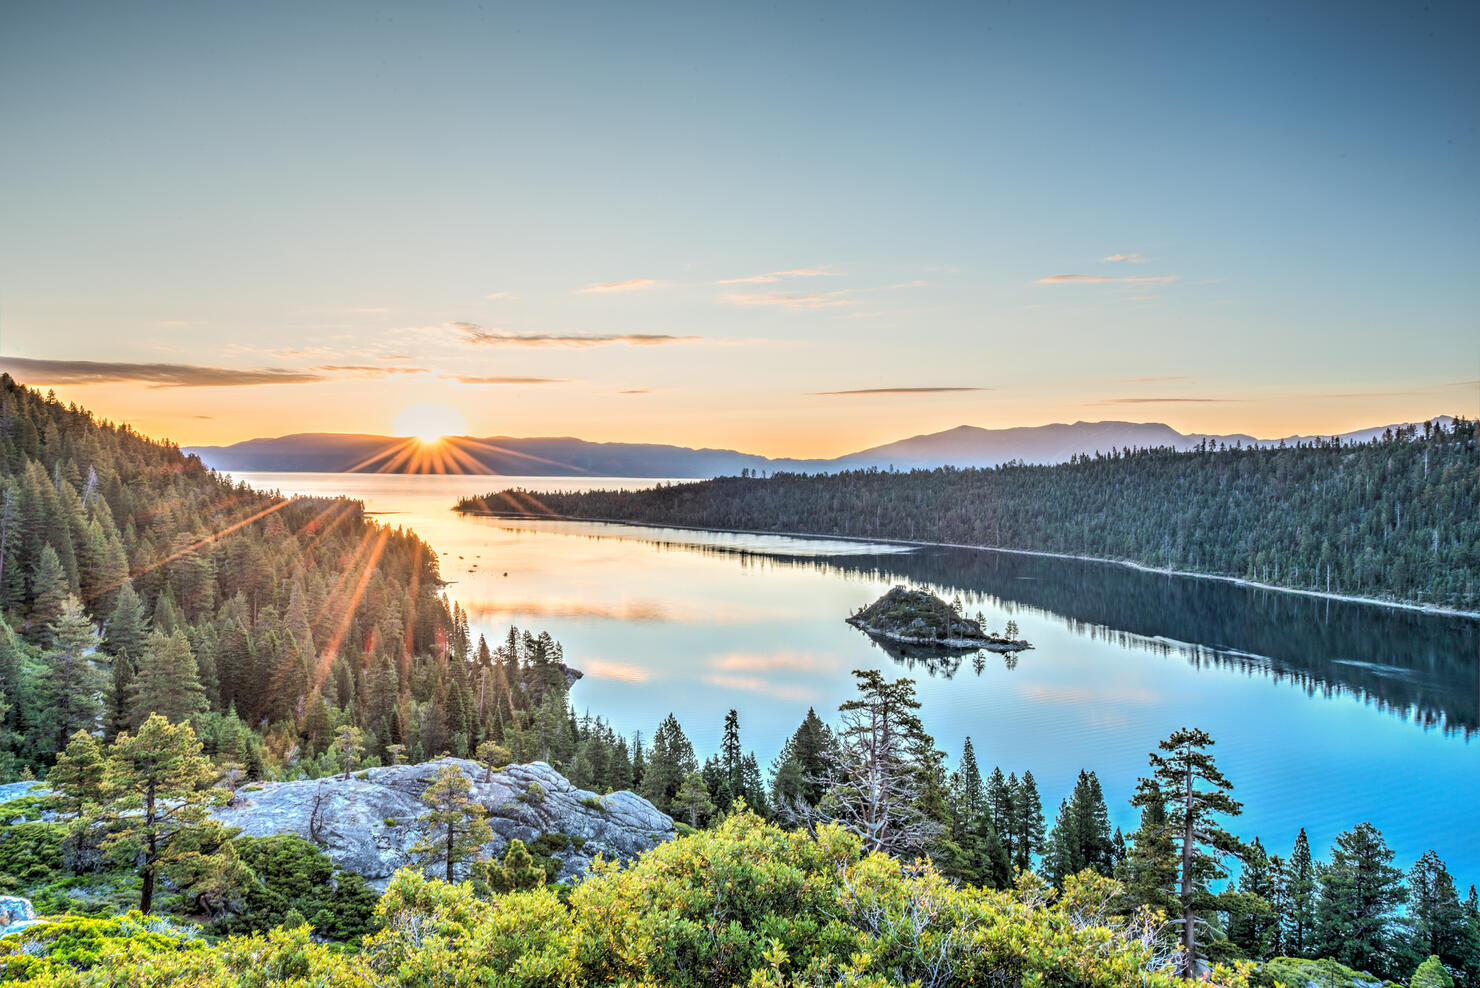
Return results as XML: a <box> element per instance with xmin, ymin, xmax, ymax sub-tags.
<box><xmin>461</xmin><ymin>420</ymin><xmax>1480</xmax><ymax>609</ymax></box>
<box><xmin>0</xmin><ymin>376</ymin><xmax>564</xmax><ymax>781</ymax></box>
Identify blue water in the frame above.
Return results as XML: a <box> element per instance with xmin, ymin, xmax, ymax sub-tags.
<box><xmin>242</xmin><ymin>472</ymin><xmax>1480</xmax><ymax>887</ymax></box>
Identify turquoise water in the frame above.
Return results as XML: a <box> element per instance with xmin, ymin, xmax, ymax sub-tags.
<box><xmin>239</xmin><ymin>472</ymin><xmax>1480</xmax><ymax>886</ymax></box>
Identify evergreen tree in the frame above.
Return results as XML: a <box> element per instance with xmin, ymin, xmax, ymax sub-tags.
<box><xmin>47</xmin><ymin>729</ymin><xmax>107</xmax><ymax>871</ymax></box>
<box><xmin>769</xmin><ymin>706</ymin><xmax>837</xmax><ymax>823</ymax></box>
<box><xmin>474</xmin><ymin>838</ymin><xmax>544</xmax><ymax>894</ymax></box>
<box><xmin>411</xmin><ymin>763</ymin><xmax>493</xmax><ymax>883</ymax></box>
<box><xmin>332</xmin><ymin>725</ymin><xmax>365</xmax><ymax>780</ymax></box>
<box><xmin>673</xmin><ymin>770</ymin><xmax>716</xmax><ymax>828</ymax></box>
<box><xmin>824</xmin><ymin>670</ymin><xmax>940</xmax><ymax>856</ymax></box>
<box><xmin>1117</xmin><ymin>792</ymin><xmax>1179</xmax><ymax>920</ymax></box>
<box><xmin>1132</xmin><ymin>727</ymin><xmax>1249</xmax><ymax>977</ymax></box>
<box><xmin>1227</xmin><ymin>837</ymin><xmax>1277</xmax><ymax>960</ymax></box>
<box><xmin>99</xmin><ymin>715</ymin><xmax>234</xmax><ymax>914</ymax></box>
<box><xmin>1286</xmin><ymin>828</ymin><xmax>1317</xmax><ymax>956</ymax></box>
<box><xmin>40</xmin><ymin>595</ymin><xmax>104</xmax><ymax>752</ymax></box>
<box><xmin>639</xmin><ymin>713</ymin><xmax>696</xmax><ymax>814</ymax></box>
<box><xmin>1404</xmin><ymin>849</ymin><xmax>1467</xmax><ymax>976</ymax></box>
<box><xmin>1009</xmin><ymin>770</ymin><xmax>1045</xmax><ymax>871</ymax></box>
<box><xmin>130</xmin><ymin>627</ymin><xmax>206</xmax><ymax>727</ymax></box>
<box><xmin>1315</xmin><ymin>822</ymin><xmax>1407</xmax><ymax>979</ymax></box>
<box><xmin>103</xmin><ymin>581</ymin><xmax>149</xmax><ymax>661</ymax></box>
<box><xmin>30</xmin><ymin>544</ymin><xmax>70</xmax><ymax>637</ymax></box>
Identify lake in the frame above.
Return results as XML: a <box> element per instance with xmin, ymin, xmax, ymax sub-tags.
<box><xmin>239</xmin><ymin>471</ymin><xmax>1480</xmax><ymax>884</ymax></box>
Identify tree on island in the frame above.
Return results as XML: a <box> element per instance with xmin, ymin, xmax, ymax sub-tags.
<box><xmin>1131</xmin><ymin>727</ymin><xmax>1250</xmax><ymax>977</ymax></box>
<box><xmin>412</xmin><ymin>763</ymin><xmax>492</xmax><ymax>882</ymax></box>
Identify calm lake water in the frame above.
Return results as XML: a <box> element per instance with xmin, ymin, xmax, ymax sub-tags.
<box><xmin>239</xmin><ymin>471</ymin><xmax>1480</xmax><ymax>884</ymax></box>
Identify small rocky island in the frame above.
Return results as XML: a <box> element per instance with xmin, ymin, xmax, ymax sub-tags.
<box><xmin>847</xmin><ymin>586</ymin><xmax>1032</xmax><ymax>653</ymax></box>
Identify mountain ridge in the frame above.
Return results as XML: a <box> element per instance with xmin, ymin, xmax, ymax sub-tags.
<box><xmin>186</xmin><ymin>416</ymin><xmax>1456</xmax><ymax>477</ymax></box>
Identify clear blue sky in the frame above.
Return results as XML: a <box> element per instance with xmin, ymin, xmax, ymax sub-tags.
<box><xmin>1</xmin><ymin>0</ymin><xmax>1475</xmax><ymax>454</ymax></box>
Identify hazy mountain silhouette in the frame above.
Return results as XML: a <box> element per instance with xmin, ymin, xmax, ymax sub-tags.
<box><xmin>186</xmin><ymin>416</ymin><xmax>1454</xmax><ymax>477</ymax></box>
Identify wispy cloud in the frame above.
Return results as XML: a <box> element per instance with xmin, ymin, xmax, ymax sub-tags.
<box><xmin>1102</xmin><ymin>253</ymin><xmax>1149</xmax><ymax>263</ymax></box>
<box><xmin>1114</xmin><ymin>376</ymin><xmax>1192</xmax><ymax>383</ymax></box>
<box><xmin>1037</xmin><ymin>273</ymin><xmax>1180</xmax><ymax>285</ymax></box>
<box><xmin>1086</xmin><ymin>397</ymin><xmax>1246</xmax><ymax>405</ymax></box>
<box><xmin>703</xmin><ymin>674</ymin><xmax>815</xmax><ymax>703</ymax></box>
<box><xmin>445</xmin><ymin>375</ymin><xmax>569</xmax><ymax>385</ymax></box>
<box><xmin>710</xmin><ymin>650</ymin><xmax>839</xmax><ymax>674</ymax></box>
<box><xmin>582</xmin><ymin>659</ymin><xmax>651</xmax><ymax>683</ymax></box>
<box><xmin>316</xmin><ymin>364</ymin><xmax>429</xmax><ymax>377</ymax></box>
<box><xmin>717</xmin><ymin>267</ymin><xmax>835</xmax><ymax>285</ymax></box>
<box><xmin>0</xmin><ymin>357</ymin><xmax>327</xmax><ymax>388</ymax></box>
<box><xmin>484</xmin><ymin>291</ymin><xmax>516</xmax><ymax>300</ymax></box>
<box><xmin>618</xmin><ymin>388</ymin><xmax>653</xmax><ymax>394</ymax></box>
<box><xmin>809</xmin><ymin>386</ymin><xmax>989</xmax><ymax>396</ymax></box>
<box><xmin>576</xmin><ymin>278</ymin><xmax>658</xmax><ymax>294</ymax></box>
<box><xmin>723</xmin><ymin>291</ymin><xmax>852</xmax><ymax>309</ymax></box>
<box><xmin>456</xmin><ymin>323</ymin><xmax>701</xmax><ymax>347</ymax></box>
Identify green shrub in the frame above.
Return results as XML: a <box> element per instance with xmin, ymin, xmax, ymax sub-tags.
<box><xmin>382</xmin><ymin>818</ymin><xmax>397</xmax><ymax>827</ymax></box>
<box><xmin>580</xmin><ymin>796</ymin><xmax>607</xmax><ymax>812</ymax></box>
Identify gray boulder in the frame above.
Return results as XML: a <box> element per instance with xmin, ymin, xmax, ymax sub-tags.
<box><xmin>0</xmin><ymin>896</ymin><xmax>42</xmax><ymax>939</ymax></box>
<box><xmin>214</xmin><ymin>759</ymin><xmax>674</xmax><ymax>887</ymax></box>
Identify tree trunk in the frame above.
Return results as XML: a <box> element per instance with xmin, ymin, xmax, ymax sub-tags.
<box><xmin>445</xmin><ymin>820</ymin><xmax>455</xmax><ymax>882</ymax></box>
<box><xmin>1180</xmin><ymin>755</ymin><xmax>1196</xmax><ymax>977</ymax></box>
<box><xmin>140</xmin><ymin>779</ymin><xmax>157</xmax><ymax>914</ymax></box>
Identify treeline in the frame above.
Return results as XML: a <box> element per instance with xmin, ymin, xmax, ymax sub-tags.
<box><xmin>0</xmin><ymin>376</ymin><xmax>575</xmax><ymax>782</ymax></box>
<box><xmin>460</xmin><ymin>419</ymin><xmax>1480</xmax><ymax>609</ymax></box>
<box><xmin>588</xmin><ymin>674</ymin><xmax>1479</xmax><ymax>985</ymax></box>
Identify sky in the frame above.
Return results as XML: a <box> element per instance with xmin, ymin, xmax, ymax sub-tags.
<box><xmin>0</xmin><ymin>0</ymin><xmax>1476</xmax><ymax>458</ymax></box>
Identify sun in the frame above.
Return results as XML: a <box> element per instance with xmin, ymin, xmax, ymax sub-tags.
<box><xmin>392</xmin><ymin>402</ymin><xmax>467</xmax><ymax>444</ymax></box>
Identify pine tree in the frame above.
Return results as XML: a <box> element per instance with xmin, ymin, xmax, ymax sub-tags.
<box><xmin>639</xmin><ymin>713</ymin><xmax>696</xmax><ymax>814</ymax></box>
<box><xmin>673</xmin><ymin>771</ymin><xmax>716</xmax><ymax>828</ymax></box>
<box><xmin>47</xmin><ymin>729</ymin><xmax>107</xmax><ymax>871</ymax></box>
<box><xmin>475</xmin><ymin>838</ymin><xmax>544</xmax><ymax>894</ymax></box>
<box><xmin>30</xmin><ymin>544</ymin><xmax>70</xmax><ymax>637</ymax></box>
<box><xmin>1228</xmin><ymin>837</ymin><xmax>1277</xmax><ymax>960</ymax></box>
<box><xmin>825</xmin><ymin>670</ymin><xmax>940</xmax><ymax>855</ymax></box>
<box><xmin>769</xmin><ymin>707</ymin><xmax>837</xmax><ymax>823</ymax></box>
<box><xmin>100</xmin><ymin>715</ymin><xmax>233</xmax><ymax>914</ymax></box>
<box><xmin>130</xmin><ymin>628</ymin><xmax>206</xmax><ymax>727</ymax></box>
<box><xmin>411</xmin><ymin>763</ymin><xmax>493</xmax><ymax>883</ymax></box>
<box><xmin>1405</xmin><ymin>849</ymin><xmax>1467</xmax><ymax>976</ymax></box>
<box><xmin>1286</xmin><ymin>828</ymin><xmax>1317</xmax><ymax>956</ymax></box>
<box><xmin>1117</xmin><ymin>792</ymin><xmax>1179</xmax><ymax>919</ymax></box>
<box><xmin>1132</xmin><ymin>727</ymin><xmax>1250</xmax><ymax>977</ymax></box>
<box><xmin>103</xmin><ymin>581</ymin><xmax>149</xmax><ymax>662</ymax></box>
<box><xmin>1010</xmin><ymin>770</ymin><xmax>1045</xmax><ymax>871</ymax></box>
<box><xmin>41</xmin><ymin>595</ymin><xmax>104</xmax><ymax>752</ymax></box>
<box><xmin>332</xmin><ymin>725</ymin><xmax>365</xmax><ymax>780</ymax></box>
<box><xmin>1315</xmin><ymin>822</ymin><xmax>1407</xmax><ymax>978</ymax></box>
<box><xmin>985</xmin><ymin>767</ymin><xmax>1015</xmax><ymax>861</ymax></box>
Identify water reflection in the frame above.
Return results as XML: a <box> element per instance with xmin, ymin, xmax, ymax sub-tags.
<box><xmin>713</xmin><ymin>544</ymin><xmax>1479</xmax><ymax>736</ymax></box>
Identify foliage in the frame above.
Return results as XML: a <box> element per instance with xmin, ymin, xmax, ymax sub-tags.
<box><xmin>410</xmin><ymin>763</ymin><xmax>493</xmax><ymax>883</ymax></box>
<box><xmin>1132</xmin><ymin>726</ymin><xmax>1250</xmax><ymax>976</ymax></box>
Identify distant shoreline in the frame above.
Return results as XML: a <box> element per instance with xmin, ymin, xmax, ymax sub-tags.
<box><xmin>455</xmin><ymin>507</ymin><xmax>1480</xmax><ymax>620</ymax></box>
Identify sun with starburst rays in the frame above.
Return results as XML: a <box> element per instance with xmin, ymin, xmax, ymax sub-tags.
<box><xmin>393</xmin><ymin>402</ymin><xmax>466</xmax><ymax>444</ymax></box>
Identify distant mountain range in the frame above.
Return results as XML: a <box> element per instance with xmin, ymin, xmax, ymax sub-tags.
<box><xmin>185</xmin><ymin>416</ymin><xmax>1454</xmax><ymax>478</ymax></box>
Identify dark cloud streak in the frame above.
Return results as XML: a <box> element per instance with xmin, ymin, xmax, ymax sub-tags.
<box><xmin>0</xmin><ymin>357</ymin><xmax>326</xmax><ymax>388</ymax></box>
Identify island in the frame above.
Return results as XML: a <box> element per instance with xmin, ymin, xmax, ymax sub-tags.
<box><xmin>847</xmin><ymin>586</ymin><xmax>1032</xmax><ymax>653</ymax></box>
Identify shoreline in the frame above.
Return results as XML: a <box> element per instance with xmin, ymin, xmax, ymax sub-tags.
<box><xmin>454</xmin><ymin>507</ymin><xmax>1480</xmax><ymax>620</ymax></box>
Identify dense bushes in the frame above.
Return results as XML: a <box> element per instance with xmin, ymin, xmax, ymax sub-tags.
<box><xmin>0</xmin><ymin>812</ymin><xmax>1256</xmax><ymax>986</ymax></box>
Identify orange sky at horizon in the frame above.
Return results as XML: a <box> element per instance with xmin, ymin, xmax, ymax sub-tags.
<box><xmin>21</xmin><ymin>376</ymin><xmax>1475</xmax><ymax>460</ymax></box>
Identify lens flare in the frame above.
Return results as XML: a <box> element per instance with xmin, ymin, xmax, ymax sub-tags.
<box><xmin>392</xmin><ymin>402</ymin><xmax>466</xmax><ymax>443</ymax></box>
